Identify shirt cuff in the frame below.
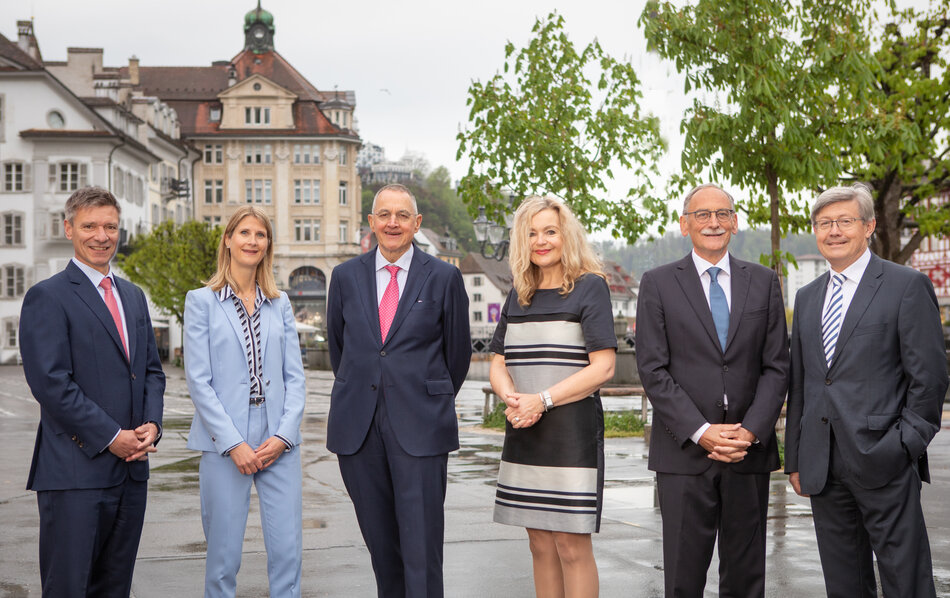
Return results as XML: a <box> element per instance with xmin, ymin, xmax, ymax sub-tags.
<box><xmin>691</xmin><ymin>423</ymin><xmax>711</xmax><ymax>445</ymax></box>
<box><xmin>223</xmin><ymin>442</ymin><xmax>243</xmax><ymax>456</ymax></box>
<box><xmin>147</xmin><ymin>421</ymin><xmax>162</xmax><ymax>444</ymax></box>
<box><xmin>275</xmin><ymin>434</ymin><xmax>293</xmax><ymax>451</ymax></box>
<box><xmin>102</xmin><ymin>428</ymin><xmax>122</xmax><ymax>453</ymax></box>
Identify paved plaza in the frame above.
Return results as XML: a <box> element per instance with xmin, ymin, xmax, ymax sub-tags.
<box><xmin>0</xmin><ymin>364</ymin><xmax>949</xmax><ymax>597</ymax></box>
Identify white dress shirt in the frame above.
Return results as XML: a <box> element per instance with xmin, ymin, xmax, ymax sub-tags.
<box><xmin>375</xmin><ymin>245</ymin><xmax>414</xmax><ymax>305</ymax></box>
<box><xmin>823</xmin><ymin>248</ymin><xmax>871</xmax><ymax>320</ymax></box>
<box><xmin>689</xmin><ymin>251</ymin><xmax>732</xmax><ymax>444</ymax></box>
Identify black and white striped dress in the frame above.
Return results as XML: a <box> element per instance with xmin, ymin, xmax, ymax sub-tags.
<box><xmin>489</xmin><ymin>274</ymin><xmax>617</xmax><ymax>533</ymax></box>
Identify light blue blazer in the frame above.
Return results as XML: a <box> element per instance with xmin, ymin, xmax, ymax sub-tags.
<box><xmin>184</xmin><ymin>287</ymin><xmax>305</xmax><ymax>454</ymax></box>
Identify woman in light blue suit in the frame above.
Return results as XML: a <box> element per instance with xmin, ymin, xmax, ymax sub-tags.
<box><xmin>184</xmin><ymin>206</ymin><xmax>306</xmax><ymax>598</ymax></box>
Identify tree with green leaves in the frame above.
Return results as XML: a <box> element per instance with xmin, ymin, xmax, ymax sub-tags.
<box><xmin>640</xmin><ymin>0</ymin><xmax>878</xmax><ymax>275</ymax></box>
<box><xmin>116</xmin><ymin>220</ymin><xmax>221</xmax><ymax>326</ymax></box>
<box><xmin>843</xmin><ymin>0</ymin><xmax>950</xmax><ymax>264</ymax></box>
<box><xmin>457</xmin><ymin>11</ymin><xmax>667</xmax><ymax>242</ymax></box>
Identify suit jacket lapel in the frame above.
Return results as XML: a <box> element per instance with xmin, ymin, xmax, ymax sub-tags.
<box><xmin>66</xmin><ymin>263</ymin><xmax>129</xmax><ymax>363</ymax></box>
<box><xmin>808</xmin><ymin>271</ymin><xmax>831</xmax><ymax>372</ymax></box>
<box><xmin>114</xmin><ymin>277</ymin><xmax>137</xmax><ymax>363</ymax></box>
<box><xmin>725</xmin><ymin>257</ymin><xmax>750</xmax><ymax>351</ymax></box>
<box><xmin>830</xmin><ymin>255</ymin><xmax>883</xmax><ymax>369</ymax></box>
<box><xmin>357</xmin><ymin>252</ymin><xmax>383</xmax><ymax>347</ymax></box>
<box><xmin>215</xmin><ymin>291</ymin><xmax>248</xmax><ymax>350</ymax></box>
<box><xmin>673</xmin><ymin>254</ymin><xmax>722</xmax><ymax>352</ymax></box>
<box><xmin>383</xmin><ymin>247</ymin><xmax>432</xmax><ymax>346</ymax></box>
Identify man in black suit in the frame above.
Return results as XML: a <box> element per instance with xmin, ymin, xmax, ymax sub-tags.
<box><xmin>19</xmin><ymin>187</ymin><xmax>165</xmax><ymax>597</ymax></box>
<box><xmin>636</xmin><ymin>183</ymin><xmax>789</xmax><ymax>597</ymax></box>
<box><xmin>785</xmin><ymin>184</ymin><xmax>947</xmax><ymax>598</ymax></box>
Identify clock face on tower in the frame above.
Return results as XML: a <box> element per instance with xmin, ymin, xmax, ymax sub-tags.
<box><xmin>246</xmin><ymin>23</ymin><xmax>272</xmax><ymax>53</ymax></box>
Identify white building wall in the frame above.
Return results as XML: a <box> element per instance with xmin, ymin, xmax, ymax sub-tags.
<box><xmin>786</xmin><ymin>256</ymin><xmax>829</xmax><ymax>306</ymax></box>
<box><xmin>463</xmin><ymin>272</ymin><xmax>507</xmax><ymax>337</ymax></box>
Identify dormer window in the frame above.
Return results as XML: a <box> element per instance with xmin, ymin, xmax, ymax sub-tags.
<box><xmin>245</xmin><ymin>107</ymin><xmax>270</xmax><ymax>125</ymax></box>
<box><xmin>209</xmin><ymin>107</ymin><xmax>221</xmax><ymax>122</ymax></box>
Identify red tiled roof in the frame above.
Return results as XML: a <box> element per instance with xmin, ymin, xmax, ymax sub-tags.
<box><xmin>0</xmin><ymin>32</ymin><xmax>43</xmax><ymax>71</ymax></box>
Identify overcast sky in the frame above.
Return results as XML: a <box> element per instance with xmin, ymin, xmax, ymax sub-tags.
<box><xmin>0</xmin><ymin>0</ymin><xmax>688</xmax><ymax>205</ymax></box>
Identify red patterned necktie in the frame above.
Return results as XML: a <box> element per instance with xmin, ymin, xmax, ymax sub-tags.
<box><xmin>379</xmin><ymin>265</ymin><xmax>400</xmax><ymax>342</ymax></box>
<box><xmin>100</xmin><ymin>277</ymin><xmax>128</xmax><ymax>358</ymax></box>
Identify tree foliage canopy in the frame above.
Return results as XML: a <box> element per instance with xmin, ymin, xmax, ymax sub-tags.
<box><xmin>457</xmin><ymin>11</ymin><xmax>667</xmax><ymax>242</ymax></box>
<box><xmin>116</xmin><ymin>220</ymin><xmax>221</xmax><ymax>325</ymax></box>
<box><xmin>640</xmin><ymin>0</ymin><xmax>877</xmax><ymax>272</ymax></box>
<box><xmin>844</xmin><ymin>0</ymin><xmax>950</xmax><ymax>264</ymax></box>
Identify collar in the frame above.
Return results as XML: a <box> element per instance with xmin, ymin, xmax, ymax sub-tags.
<box><xmin>218</xmin><ymin>284</ymin><xmax>267</xmax><ymax>306</ymax></box>
<box><xmin>375</xmin><ymin>244</ymin><xmax>414</xmax><ymax>272</ymax></box>
<box><xmin>71</xmin><ymin>257</ymin><xmax>114</xmax><ymax>289</ymax></box>
<box><xmin>691</xmin><ymin>250</ymin><xmax>731</xmax><ymax>278</ymax></box>
<box><xmin>829</xmin><ymin>248</ymin><xmax>871</xmax><ymax>284</ymax></box>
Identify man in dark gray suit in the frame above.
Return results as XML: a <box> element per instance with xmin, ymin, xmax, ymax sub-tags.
<box><xmin>785</xmin><ymin>184</ymin><xmax>947</xmax><ymax>598</ymax></box>
<box><xmin>636</xmin><ymin>183</ymin><xmax>789</xmax><ymax>597</ymax></box>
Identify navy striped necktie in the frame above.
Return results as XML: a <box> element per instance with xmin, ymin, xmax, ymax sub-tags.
<box><xmin>822</xmin><ymin>273</ymin><xmax>845</xmax><ymax>366</ymax></box>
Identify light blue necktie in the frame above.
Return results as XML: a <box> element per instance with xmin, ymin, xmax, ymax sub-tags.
<box><xmin>707</xmin><ymin>267</ymin><xmax>729</xmax><ymax>351</ymax></box>
<box><xmin>822</xmin><ymin>273</ymin><xmax>845</xmax><ymax>366</ymax></box>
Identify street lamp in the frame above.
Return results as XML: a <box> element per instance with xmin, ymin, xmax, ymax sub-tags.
<box><xmin>473</xmin><ymin>206</ymin><xmax>509</xmax><ymax>261</ymax></box>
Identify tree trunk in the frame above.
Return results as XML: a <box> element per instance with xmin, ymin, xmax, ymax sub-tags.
<box><xmin>766</xmin><ymin>165</ymin><xmax>783</xmax><ymax>291</ymax></box>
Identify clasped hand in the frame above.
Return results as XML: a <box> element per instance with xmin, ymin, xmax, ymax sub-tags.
<box><xmin>503</xmin><ymin>392</ymin><xmax>544</xmax><ymax>429</ymax></box>
<box><xmin>229</xmin><ymin>437</ymin><xmax>286</xmax><ymax>475</ymax></box>
<box><xmin>108</xmin><ymin>423</ymin><xmax>159</xmax><ymax>462</ymax></box>
<box><xmin>699</xmin><ymin>423</ymin><xmax>755</xmax><ymax>463</ymax></box>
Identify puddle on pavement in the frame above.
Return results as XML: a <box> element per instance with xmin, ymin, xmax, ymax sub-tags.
<box><xmin>0</xmin><ymin>581</ymin><xmax>28</xmax><ymax>598</ymax></box>
<box><xmin>181</xmin><ymin>540</ymin><xmax>207</xmax><ymax>554</ymax></box>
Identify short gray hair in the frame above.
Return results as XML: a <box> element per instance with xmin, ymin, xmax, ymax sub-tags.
<box><xmin>371</xmin><ymin>184</ymin><xmax>419</xmax><ymax>214</ymax></box>
<box><xmin>64</xmin><ymin>186</ymin><xmax>121</xmax><ymax>222</ymax></box>
<box><xmin>811</xmin><ymin>184</ymin><xmax>874</xmax><ymax>224</ymax></box>
<box><xmin>683</xmin><ymin>183</ymin><xmax>735</xmax><ymax>214</ymax></box>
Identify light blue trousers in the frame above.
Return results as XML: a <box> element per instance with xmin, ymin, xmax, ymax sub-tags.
<box><xmin>199</xmin><ymin>404</ymin><xmax>302</xmax><ymax>598</ymax></box>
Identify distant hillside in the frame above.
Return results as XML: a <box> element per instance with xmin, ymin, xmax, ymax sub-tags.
<box><xmin>595</xmin><ymin>229</ymin><xmax>820</xmax><ymax>279</ymax></box>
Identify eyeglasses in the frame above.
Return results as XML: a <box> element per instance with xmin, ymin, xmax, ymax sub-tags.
<box><xmin>683</xmin><ymin>209</ymin><xmax>735</xmax><ymax>223</ymax></box>
<box><xmin>814</xmin><ymin>217</ymin><xmax>863</xmax><ymax>231</ymax></box>
<box><xmin>373</xmin><ymin>210</ymin><xmax>416</xmax><ymax>224</ymax></box>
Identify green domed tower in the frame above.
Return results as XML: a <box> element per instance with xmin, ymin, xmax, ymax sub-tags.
<box><xmin>244</xmin><ymin>1</ymin><xmax>275</xmax><ymax>54</ymax></box>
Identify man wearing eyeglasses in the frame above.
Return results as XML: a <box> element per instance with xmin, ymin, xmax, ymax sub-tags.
<box><xmin>326</xmin><ymin>183</ymin><xmax>471</xmax><ymax>597</ymax></box>
<box><xmin>785</xmin><ymin>184</ymin><xmax>947</xmax><ymax>598</ymax></box>
<box><xmin>636</xmin><ymin>183</ymin><xmax>789</xmax><ymax>597</ymax></box>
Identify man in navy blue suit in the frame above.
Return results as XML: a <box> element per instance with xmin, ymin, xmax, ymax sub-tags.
<box><xmin>19</xmin><ymin>187</ymin><xmax>165</xmax><ymax>598</ymax></box>
<box><xmin>326</xmin><ymin>184</ymin><xmax>471</xmax><ymax>597</ymax></box>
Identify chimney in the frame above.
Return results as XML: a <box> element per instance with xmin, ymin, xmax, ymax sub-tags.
<box><xmin>16</xmin><ymin>19</ymin><xmax>43</xmax><ymax>62</ymax></box>
<box><xmin>128</xmin><ymin>56</ymin><xmax>139</xmax><ymax>86</ymax></box>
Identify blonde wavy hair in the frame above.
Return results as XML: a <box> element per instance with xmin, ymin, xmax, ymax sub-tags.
<box><xmin>509</xmin><ymin>196</ymin><xmax>605</xmax><ymax>307</ymax></box>
<box><xmin>205</xmin><ymin>206</ymin><xmax>280</xmax><ymax>298</ymax></box>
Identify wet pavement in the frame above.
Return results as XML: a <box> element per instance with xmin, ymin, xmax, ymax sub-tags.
<box><xmin>1</xmin><ymin>363</ymin><xmax>949</xmax><ymax>597</ymax></box>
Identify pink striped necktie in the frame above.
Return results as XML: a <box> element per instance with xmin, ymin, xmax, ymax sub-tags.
<box><xmin>379</xmin><ymin>265</ymin><xmax>400</xmax><ymax>342</ymax></box>
<box><xmin>100</xmin><ymin>277</ymin><xmax>128</xmax><ymax>358</ymax></box>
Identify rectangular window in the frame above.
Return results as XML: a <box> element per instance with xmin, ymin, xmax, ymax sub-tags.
<box><xmin>50</xmin><ymin>212</ymin><xmax>64</xmax><ymax>238</ymax></box>
<box><xmin>53</xmin><ymin>162</ymin><xmax>86</xmax><ymax>192</ymax></box>
<box><xmin>245</xmin><ymin>144</ymin><xmax>272</xmax><ymax>164</ymax></box>
<box><xmin>245</xmin><ymin>179</ymin><xmax>253</xmax><ymax>203</ymax></box>
<box><xmin>4</xmin><ymin>319</ymin><xmax>17</xmax><ymax>349</ymax></box>
<box><xmin>339</xmin><ymin>220</ymin><xmax>348</xmax><ymax>243</ymax></box>
<box><xmin>473</xmin><ymin>311</ymin><xmax>483</xmax><ymax>322</ymax></box>
<box><xmin>293</xmin><ymin>180</ymin><xmax>320</xmax><ymax>204</ymax></box>
<box><xmin>3</xmin><ymin>265</ymin><xmax>24</xmax><ymax>298</ymax></box>
<box><xmin>204</xmin><ymin>180</ymin><xmax>223</xmax><ymax>204</ymax></box>
<box><xmin>204</xmin><ymin>145</ymin><xmax>214</xmax><ymax>163</ymax></box>
<box><xmin>294</xmin><ymin>219</ymin><xmax>312</xmax><ymax>242</ymax></box>
<box><xmin>473</xmin><ymin>293</ymin><xmax>482</xmax><ymax>302</ymax></box>
<box><xmin>339</xmin><ymin>146</ymin><xmax>347</xmax><ymax>165</ymax></box>
<box><xmin>339</xmin><ymin>181</ymin><xmax>347</xmax><ymax>206</ymax></box>
<box><xmin>203</xmin><ymin>144</ymin><xmax>223</xmax><ymax>164</ymax></box>
<box><xmin>3</xmin><ymin>213</ymin><xmax>23</xmax><ymax>246</ymax></box>
<box><xmin>244</xmin><ymin>106</ymin><xmax>271</xmax><ymax>125</ymax></box>
<box><xmin>209</xmin><ymin>107</ymin><xmax>221</xmax><ymax>122</ymax></box>
<box><xmin>473</xmin><ymin>276</ymin><xmax>483</xmax><ymax>287</ymax></box>
<box><xmin>3</xmin><ymin>162</ymin><xmax>27</xmax><ymax>191</ymax></box>
<box><xmin>293</xmin><ymin>144</ymin><xmax>319</xmax><ymax>164</ymax></box>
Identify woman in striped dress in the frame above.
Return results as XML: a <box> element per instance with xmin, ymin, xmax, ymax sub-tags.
<box><xmin>489</xmin><ymin>196</ymin><xmax>617</xmax><ymax>598</ymax></box>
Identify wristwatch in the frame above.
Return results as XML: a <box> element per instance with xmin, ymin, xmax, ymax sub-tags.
<box><xmin>540</xmin><ymin>390</ymin><xmax>554</xmax><ymax>412</ymax></box>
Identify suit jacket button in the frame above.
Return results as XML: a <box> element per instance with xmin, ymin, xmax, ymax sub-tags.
<box><xmin>821</xmin><ymin>417</ymin><xmax>829</xmax><ymax>424</ymax></box>
<box><xmin>380</xmin><ymin>350</ymin><xmax>386</xmax><ymax>356</ymax></box>
<box><xmin>371</xmin><ymin>384</ymin><xmax>377</xmax><ymax>390</ymax></box>
<box><xmin>825</xmin><ymin>378</ymin><xmax>832</xmax><ymax>385</ymax></box>
<box><xmin>211</xmin><ymin>436</ymin><xmax>216</xmax><ymax>442</ymax></box>
<box><xmin>71</xmin><ymin>435</ymin><xmax>78</xmax><ymax>442</ymax></box>
<box><xmin>78</xmin><ymin>441</ymin><xmax>84</xmax><ymax>448</ymax></box>
<box><xmin>131</xmin><ymin>373</ymin><xmax>136</xmax><ymax>380</ymax></box>
<box><xmin>722</xmin><ymin>365</ymin><xmax>728</xmax><ymax>372</ymax></box>
<box><xmin>716</xmin><ymin>400</ymin><xmax>723</xmax><ymax>407</ymax></box>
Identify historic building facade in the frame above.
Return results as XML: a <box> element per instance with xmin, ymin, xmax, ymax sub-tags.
<box><xmin>132</xmin><ymin>4</ymin><xmax>362</xmax><ymax>326</ymax></box>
